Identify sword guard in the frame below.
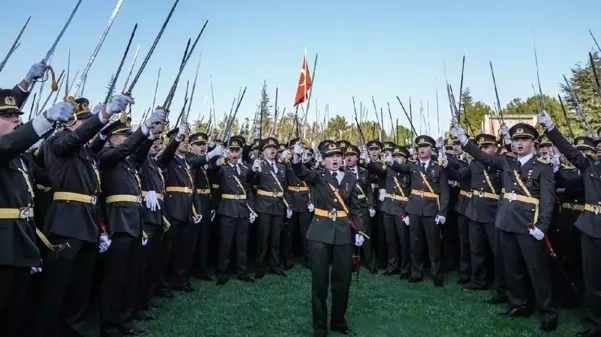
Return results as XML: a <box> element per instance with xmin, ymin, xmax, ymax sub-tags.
<box><xmin>47</xmin><ymin>65</ymin><xmax>58</xmax><ymax>92</ymax></box>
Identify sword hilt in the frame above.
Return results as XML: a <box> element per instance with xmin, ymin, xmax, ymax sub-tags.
<box><xmin>47</xmin><ymin>65</ymin><xmax>58</xmax><ymax>92</ymax></box>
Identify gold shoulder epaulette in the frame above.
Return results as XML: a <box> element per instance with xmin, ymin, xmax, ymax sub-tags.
<box><xmin>561</xmin><ymin>163</ymin><xmax>575</xmax><ymax>170</ymax></box>
<box><xmin>537</xmin><ymin>157</ymin><xmax>549</xmax><ymax>164</ymax></box>
<box><xmin>505</xmin><ymin>152</ymin><xmax>516</xmax><ymax>158</ymax></box>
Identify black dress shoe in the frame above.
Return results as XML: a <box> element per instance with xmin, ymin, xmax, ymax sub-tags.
<box><xmin>271</xmin><ymin>269</ymin><xmax>286</xmax><ymax>276</ymax></box>
<box><xmin>173</xmin><ymin>284</ymin><xmax>196</xmax><ymax>293</ymax></box>
<box><xmin>462</xmin><ymin>282</ymin><xmax>486</xmax><ymax>291</ymax></box>
<box><xmin>238</xmin><ymin>275</ymin><xmax>255</xmax><ymax>282</ymax></box>
<box><xmin>216</xmin><ymin>277</ymin><xmax>228</xmax><ymax>285</ymax></box>
<box><xmin>369</xmin><ymin>267</ymin><xmax>378</xmax><ymax>274</ymax></box>
<box><xmin>539</xmin><ymin>317</ymin><xmax>558</xmax><ymax>331</ymax></box>
<box><xmin>407</xmin><ymin>277</ymin><xmax>423</xmax><ymax>283</ymax></box>
<box><xmin>331</xmin><ymin>326</ymin><xmax>357</xmax><ymax>336</ymax></box>
<box><xmin>196</xmin><ymin>274</ymin><xmax>215</xmax><ymax>281</ymax></box>
<box><xmin>499</xmin><ymin>307</ymin><xmax>532</xmax><ymax>318</ymax></box>
<box><xmin>399</xmin><ymin>273</ymin><xmax>409</xmax><ymax>280</ymax></box>
<box><xmin>133</xmin><ymin>311</ymin><xmax>156</xmax><ymax>321</ymax></box>
<box><xmin>255</xmin><ymin>271</ymin><xmax>265</xmax><ymax>279</ymax></box>
<box><xmin>457</xmin><ymin>278</ymin><xmax>470</xmax><ymax>285</ymax></box>
<box><xmin>119</xmin><ymin>325</ymin><xmax>146</xmax><ymax>336</ymax></box>
<box><xmin>433</xmin><ymin>278</ymin><xmax>444</xmax><ymax>287</ymax></box>
<box><xmin>285</xmin><ymin>263</ymin><xmax>294</xmax><ymax>270</ymax></box>
<box><xmin>156</xmin><ymin>288</ymin><xmax>175</xmax><ymax>298</ymax></box>
<box><xmin>486</xmin><ymin>295</ymin><xmax>508</xmax><ymax>304</ymax></box>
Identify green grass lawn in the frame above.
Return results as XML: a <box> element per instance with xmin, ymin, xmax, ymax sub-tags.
<box><xmin>139</xmin><ymin>267</ymin><xmax>583</xmax><ymax>337</ymax></box>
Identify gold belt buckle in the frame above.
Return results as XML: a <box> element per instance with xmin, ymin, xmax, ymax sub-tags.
<box><xmin>235</xmin><ymin>194</ymin><xmax>241</xmax><ymax>200</ymax></box>
<box><xmin>272</xmin><ymin>191</ymin><xmax>279</xmax><ymax>197</ymax></box>
<box><xmin>184</xmin><ymin>186</ymin><xmax>190</xmax><ymax>193</ymax></box>
<box><xmin>295</xmin><ymin>186</ymin><xmax>300</xmax><ymax>192</ymax></box>
<box><xmin>19</xmin><ymin>207</ymin><xmax>32</xmax><ymax>219</ymax></box>
<box><xmin>417</xmin><ymin>190</ymin><xmax>424</xmax><ymax>197</ymax></box>
<box><xmin>507</xmin><ymin>192</ymin><xmax>517</xmax><ymax>202</ymax></box>
<box><xmin>591</xmin><ymin>205</ymin><xmax>600</xmax><ymax>215</ymax></box>
<box><xmin>90</xmin><ymin>195</ymin><xmax>98</xmax><ymax>205</ymax></box>
<box><xmin>328</xmin><ymin>209</ymin><xmax>337</xmax><ymax>221</ymax></box>
<box><xmin>137</xmin><ymin>195</ymin><xmax>143</xmax><ymax>203</ymax></box>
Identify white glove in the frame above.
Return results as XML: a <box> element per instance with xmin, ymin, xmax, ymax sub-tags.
<box><xmin>207</xmin><ymin>145</ymin><xmax>223</xmax><ymax>160</ymax></box>
<box><xmin>107</xmin><ymin>94</ymin><xmax>134</xmax><ymax>115</ymax></box>
<box><xmin>25</xmin><ymin>62</ymin><xmax>48</xmax><ymax>82</ymax></box>
<box><xmin>30</xmin><ymin>266</ymin><xmax>43</xmax><ymax>274</ymax></box>
<box><xmin>439</xmin><ymin>150</ymin><xmax>448</xmax><ymax>168</ymax></box>
<box><xmin>252</xmin><ymin>159</ymin><xmax>262</xmax><ymax>172</ymax></box>
<box><xmin>99</xmin><ymin>234</ymin><xmax>112</xmax><ymax>253</ymax></box>
<box><xmin>286</xmin><ymin>209</ymin><xmax>293</xmax><ymax>219</ymax></box>
<box><xmin>93</xmin><ymin>103</ymin><xmax>105</xmax><ymax>115</ymax></box>
<box><xmin>222</xmin><ymin>148</ymin><xmax>230</xmax><ymax>159</ymax></box>
<box><xmin>249</xmin><ymin>214</ymin><xmax>256</xmax><ymax>223</ymax></box>
<box><xmin>378</xmin><ymin>189</ymin><xmax>386</xmax><ymax>201</ymax></box>
<box><xmin>307</xmin><ymin>203</ymin><xmax>315</xmax><ymax>212</ymax></box>
<box><xmin>211</xmin><ymin>210</ymin><xmax>216</xmax><ymax>221</ymax></box>
<box><xmin>435</xmin><ymin>215</ymin><xmax>446</xmax><ymax>225</ymax></box>
<box><xmin>144</xmin><ymin>190</ymin><xmax>161</xmax><ymax>212</ymax></box>
<box><xmin>537</xmin><ymin>111</ymin><xmax>554</xmax><ymax>131</ymax></box>
<box><xmin>386</xmin><ymin>152</ymin><xmax>393</xmax><ymax>166</ymax></box>
<box><xmin>193</xmin><ymin>215</ymin><xmax>202</xmax><ymax>224</ymax></box>
<box><xmin>551</xmin><ymin>155</ymin><xmax>561</xmax><ymax>173</ymax></box>
<box><xmin>450</xmin><ymin>125</ymin><xmax>468</xmax><ymax>145</ymax></box>
<box><xmin>436</xmin><ymin>137</ymin><xmax>444</xmax><ymax>150</ymax></box>
<box><xmin>292</xmin><ymin>143</ymin><xmax>303</xmax><ymax>164</ymax></box>
<box><xmin>403</xmin><ymin>216</ymin><xmax>410</xmax><ymax>226</ymax></box>
<box><xmin>142</xmin><ymin>237</ymin><xmax>148</xmax><ymax>246</ymax></box>
<box><xmin>43</xmin><ymin>101</ymin><xmax>75</xmax><ymax>123</ymax></box>
<box><xmin>409</xmin><ymin>147</ymin><xmax>415</xmax><ymax>156</ymax></box>
<box><xmin>282</xmin><ymin>149</ymin><xmax>291</xmax><ymax>159</ymax></box>
<box><xmin>355</xmin><ymin>233</ymin><xmax>365</xmax><ymax>247</ymax></box>
<box><xmin>176</xmin><ymin>123</ymin><xmax>189</xmax><ymax>142</ymax></box>
<box><xmin>528</xmin><ymin>226</ymin><xmax>545</xmax><ymax>240</ymax></box>
<box><xmin>144</xmin><ymin>108</ymin><xmax>166</xmax><ymax>129</ymax></box>
<box><xmin>361</xmin><ymin>151</ymin><xmax>370</xmax><ymax>164</ymax></box>
<box><xmin>369</xmin><ymin>207</ymin><xmax>376</xmax><ymax>217</ymax></box>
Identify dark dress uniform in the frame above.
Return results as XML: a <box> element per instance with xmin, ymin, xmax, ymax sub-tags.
<box><xmin>285</xmin><ymin>156</ymin><xmax>313</xmax><ymax>267</ymax></box>
<box><xmin>389</xmin><ymin>136</ymin><xmax>450</xmax><ymax>284</ymax></box>
<box><xmin>462</xmin><ymin>123</ymin><xmax>557</xmax><ymax>330</ymax></box>
<box><xmin>37</xmin><ymin>101</ymin><xmax>108</xmax><ymax>337</ymax></box>
<box><xmin>0</xmin><ymin>90</ymin><xmax>44</xmax><ymax>337</ymax></box>
<box><xmin>137</xmin><ymin>138</ymin><xmax>173</xmax><ymax>310</ymax></box>
<box><xmin>446</xmin><ymin>155</ymin><xmax>471</xmax><ymax>283</ymax></box>
<box><xmin>292</xmin><ymin>143</ymin><xmax>363</xmax><ymax>337</ymax></box>
<box><xmin>98</xmin><ymin>122</ymin><xmax>151</xmax><ymax>335</ymax></box>
<box><xmin>445</xmin><ymin>134</ymin><xmax>504</xmax><ymax>291</ymax></box>
<box><xmin>443</xmin><ymin>141</ymin><xmax>462</xmax><ymax>273</ymax></box>
<box><xmin>252</xmin><ymin>137</ymin><xmax>290</xmax><ymax>278</ymax></box>
<box><xmin>545</xmin><ymin>128</ymin><xmax>601</xmax><ymax>335</ymax></box>
<box><xmin>216</xmin><ymin>136</ymin><xmax>255</xmax><ymax>284</ymax></box>
<box><xmin>188</xmin><ymin>132</ymin><xmax>214</xmax><ymax>280</ymax></box>
<box><xmin>366</xmin><ymin>146</ymin><xmax>411</xmax><ymax>276</ymax></box>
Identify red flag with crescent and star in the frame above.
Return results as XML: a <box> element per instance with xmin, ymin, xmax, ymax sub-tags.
<box><xmin>293</xmin><ymin>55</ymin><xmax>312</xmax><ymax>106</ymax></box>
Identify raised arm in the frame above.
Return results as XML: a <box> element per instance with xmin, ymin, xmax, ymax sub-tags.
<box><xmin>48</xmin><ymin>114</ymin><xmax>106</xmax><ymax>157</ymax></box>
<box><xmin>389</xmin><ymin>162</ymin><xmax>412</xmax><ymax>174</ymax></box>
<box><xmin>462</xmin><ymin>140</ymin><xmax>504</xmax><ymax>170</ymax></box>
<box><xmin>156</xmin><ymin>137</ymin><xmax>180</xmax><ymax>169</ymax></box>
<box><xmin>292</xmin><ymin>162</ymin><xmax>320</xmax><ymax>185</ymax></box>
<box><xmin>98</xmin><ymin>128</ymin><xmax>148</xmax><ymax>168</ymax></box>
<box><xmin>545</xmin><ymin>127</ymin><xmax>586</xmax><ymax>169</ymax></box>
<box><xmin>366</xmin><ymin>161</ymin><xmax>388</xmax><ymax>177</ymax></box>
<box><xmin>444</xmin><ymin>157</ymin><xmax>471</xmax><ymax>181</ymax></box>
<box><xmin>537</xmin><ymin>165</ymin><xmax>556</xmax><ymax>233</ymax></box>
<box><xmin>0</xmin><ymin>122</ymin><xmax>43</xmax><ymax>162</ymax></box>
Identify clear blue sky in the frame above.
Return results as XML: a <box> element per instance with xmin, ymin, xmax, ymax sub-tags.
<box><xmin>2</xmin><ymin>0</ymin><xmax>600</xmax><ymax>139</ymax></box>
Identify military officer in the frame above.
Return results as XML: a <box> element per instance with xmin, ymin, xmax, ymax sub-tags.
<box><xmin>216</xmin><ymin>136</ymin><xmax>255</xmax><ymax>285</ymax></box>
<box><xmin>453</xmin><ymin>122</ymin><xmax>558</xmax><ymax>331</ymax></box>
<box><xmin>291</xmin><ymin>141</ymin><xmax>365</xmax><ymax>337</ymax></box>
<box><xmin>539</xmin><ymin>112</ymin><xmax>600</xmax><ymax>336</ymax></box>
<box><xmin>36</xmin><ymin>95</ymin><xmax>133</xmax><ymax>337</ymax></box>
<box><xmin>365</xmin><ymin>145</ymin><xmax>411</xmax><ymax>277</ymax></box>
<box><xmin>387</xmin><ymin>136</ymin><xmax>450</xmax><ymax>286</ymax></box>
<box><xmin>0</xmin><ymin>89</ymin><xmax>73</xmax><ymax>337</ymax></box>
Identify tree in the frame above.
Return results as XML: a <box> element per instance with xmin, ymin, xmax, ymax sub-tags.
<box><xmin>502</xmin><ymin>95</ymin><xmax>574</xmax><ymax>137</ymax></box>
<box><xmin>460</xmin><ymin>88</ymin><xmax>493</xmax><ymax>135</ymax></box>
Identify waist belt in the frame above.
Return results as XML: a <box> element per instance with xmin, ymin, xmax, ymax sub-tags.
<box><xmin>196</xmin><ymin>189</ymin><xmax>211</xmax><ymax>195</ymax></box>
<box><xmin>459</xmin><ymin>190</ymin><xmax>472</xmax><ymax>198</ymax></box>
<box><xmin>448</xmin><ymin>180</ymin><xmax>459</xmax><ymax>187</ymax></box>
<box><xmin>503</xmin><ymin>192</ymin><xmax>540</xmax><ymax>224</ymax></box>
<box><xmin>314</xmin><ymin>208</ymin><xmax>347</xmax><ymax>220</ymax></box>
<box><xmin>358</xmin><ymin>194</ymin><xmax>366</xmax><ymax>200</ymax></box>
<box><xmin>471</xmin><ymin>190</ymin><xmax>500</xmax><ymax>200</ymax></box>
<box><xmin>105</xmin><ymin>194</ymin><xmax>142</xmax><ymax>204</ymax></box>
<box><xmin>561</xmin><ymin>202</ymin><xmax>584</xmax><ymax>211</ymax></box>
<box><xmin>410</xmin><ymin>189</ymin><xmax>439</xmax><ymax>199</ymax></box>
<box><xmin>257</xmin><ymin>189</ymin><xmax>284</xmax><ymax>198</ymax></box>
<box><xmin>584</xmin><ymin>203</ymin><xmax>601</xmax><ymax>215</ymax></box>
<box><xmin>0</xmin><ymin>207</ymin><xmax>34</xmax><ymax>220</ymax></box>
<box><xmin>36</xmin><ymin>184</ymin><xmax>51</xmax><ymax>192</ymax></box>
<box><xmin>221</xmin><ymin>194</ymin><xmax>247</xmax><ymax>200</ymax></box>
<box><xmin>385</xmin><ymin>193</ymin><xmax>408</xmax><ymax>202</ymax></box>
<box><xmin>288</xmin><ymin>186</ymin><xmax>309</xmax><ymax>192</ymax></box>
<box><xmin>166</xmin><ymin>186</ymin><xmax>193</xmax><ymax>194</ymax></box>
<box><xmin>54</xmin><ymin>192</ymin><xmax>97</xmax><ymax>205</ymax></box>
<box><xmin>141</xmin><ymin>191</ymin><xmax>164</xmax><ymax>200</ymax></box>
<box><xmin>212</xmin><ymin>184</ymin><xmax>220</xmax><ymax>189</ymax></box>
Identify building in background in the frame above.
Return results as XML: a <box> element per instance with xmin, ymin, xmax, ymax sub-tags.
<box><xmin>481</xmin><ymin>114</ymin><xmax>537</xmax><ymax>137</ymax></box>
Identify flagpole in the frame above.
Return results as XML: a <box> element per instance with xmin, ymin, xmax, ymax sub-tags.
<box><xmin>303</xmin><ymin>52</ymin><xmax>318</xmax><ymax>139</ymax></box>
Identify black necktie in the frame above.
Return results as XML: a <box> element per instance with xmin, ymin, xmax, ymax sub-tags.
<box><xmin>332</xmin><ymin>172</ymin><xmax>338</xmax><ymax>185</ymax></box>
<box><xmin>421</xmin><ymin>163</ymin><xmax>426</xmax><ymax>171</ymax></box>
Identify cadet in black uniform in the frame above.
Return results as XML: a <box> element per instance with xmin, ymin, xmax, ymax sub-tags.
<box><xmin>0</xmin><ymin>89</ymin><xmax>73</xmax><ymax>337</ymax></box>
<box><xmin>37</xmin><ymin>95</ymin><xmax>132</xmax><ymax>337</ymax></box>
<box><xmin>291</xmin><ymin>141</ymin><xmax>365</xmax><ymax>337</ymax></box>
<box><xmin>251</xmin><ymin>137</ymin><xmax>291</xmax><ymax>278</ymax></box>
<box><xmin>189</xmin><ymin>132</ymin><xmax>216</xmax><ymax>281</ymax></box>
<box><xmin>216</xmin><ymin>136</ymin><xmax>255</xmax><ymax>285</ymax></box>
<box><xmin>443</xmin><ymin>133</ymin><xmax>503</xmax><ymax>291</ymax></box>
<box><xmin>366</xmin><ymin>145</ymin><xmax>411</xmax><ymax>277</ymax></box>
<box><xmin>539</xmin><ymin>112</ymin><xmax>601</xmax><ymax>336</ymax></box>
<box><xmin>453</xmin><ymin>122</ymin><xmax>558</xmax><ymax>331</ymax></box>
<box><xmin>365</xmin><ymin>140</ymin><xmax>387</xmax><ymax>270</ymax></box>
<box><xmin>98</xmin><ymin>109</ymin><xmax>164</xmax><ymax>336</ymax></box>
<box><xmin>387</xmin><ymin>136</ymin><xmax>450</xmax><ymax>286</ymax></box>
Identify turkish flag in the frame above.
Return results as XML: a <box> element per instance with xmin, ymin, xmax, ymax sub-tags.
<box><xmin>293</xmin><ymin>56</ymin><xmax>312</xmax><ymax>106</ymax></box>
